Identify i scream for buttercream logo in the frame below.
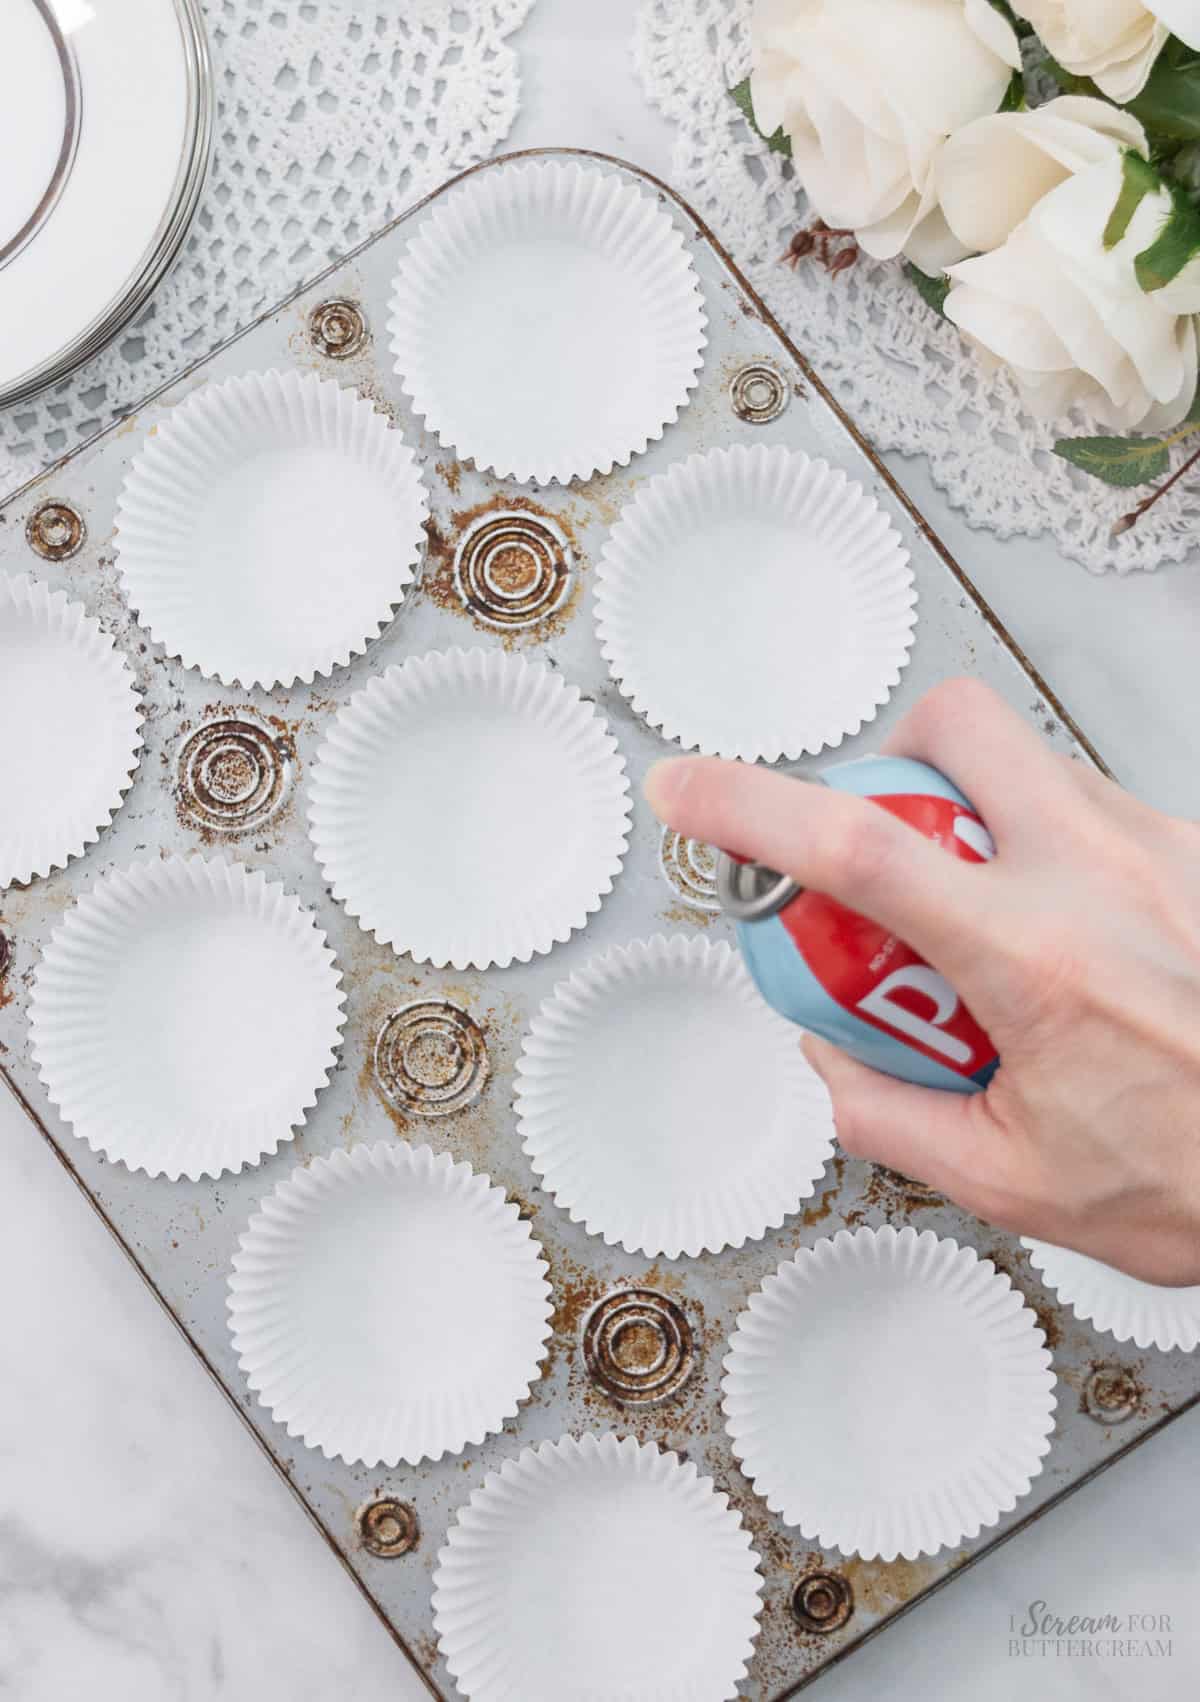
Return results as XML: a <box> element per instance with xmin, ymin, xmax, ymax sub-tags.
<box><xmin>1009</xmin><ymin>1600</ymin><xmax>1173</xmax><ymax>1660</ymax></box>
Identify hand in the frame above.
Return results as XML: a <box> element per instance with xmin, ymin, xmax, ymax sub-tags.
<box><xmin>644</xmin><ymin>678</ymin><xmax>1200</xmax><ymax>1287</ymax></box>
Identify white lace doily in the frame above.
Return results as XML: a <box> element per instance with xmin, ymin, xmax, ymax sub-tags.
<box><xmin>0</xmin><ymin>0</ymin><xmax>534</xmax><ymax>500</ymax></box>
<box><xmin>634</xmin><ymin>0</ymin><xmax>1198</xmax><ymax>575</ymax></box>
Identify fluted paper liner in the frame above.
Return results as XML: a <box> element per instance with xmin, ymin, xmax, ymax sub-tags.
<box><xmin>228</xmin><ymin>1141</ymin><xmax>553</xmax><ymax>1466</ymax></box>
<box><xmin>595</xmin><ymin>444</ymin><xmax>918</xmax><ymax>760</ymax></box>
<box><xmin>722</xmin><ymin>1226</ymin><xmax>1056</xmax><ymax>1559</ymax></box>
<box><xmin>115</xmin><ymin>369</ymin><xmax>428</xmax><ymax>687</ymax></box>
<box><xmin>432</xmin><ymin>1433</ymin><xmax>762</xmax><ymax>1701</ymax></box>
<box><xmin>308</xmin><ymin>646</ymin><xmax>632</xmax><ymax>969</ymax></box>
<box><xmin>388</xmin><ymin>158</ymin><xmax>707</xmax><ymax>484</ymax></box>
<box><xmin>1023</xmin><ymin>1237</ymin><xmax>1200</xmax><ymax>1353</ymax></box>
<box><xmin>29</xmin><ymin>856</ymin><xmax>345</xmax><ymax>1179</ymax></box>
<box><xmin>0</xmin><ymin>573</ymin><xmax>142</xmax><ymax>886</ymax></box>
<box><xmin>515</xmin><ymin>934</ymin><xmax>835</xmax><ymax>1258</ymax></box>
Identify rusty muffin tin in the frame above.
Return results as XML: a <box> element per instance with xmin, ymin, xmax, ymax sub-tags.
<box><xmin>1</xmin><ymin>151</ymin><xmax>1197</xmax><ymax>1699</ymax></box>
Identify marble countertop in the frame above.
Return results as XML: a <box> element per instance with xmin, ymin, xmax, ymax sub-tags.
<box><xmin>2</xmin><ymin>2</ymin><xmax>1197</xmax><ymax>1698</ymax></box>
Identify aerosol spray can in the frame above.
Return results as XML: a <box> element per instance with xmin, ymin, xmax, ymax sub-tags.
<box><xmin>716</xmin><ymin>756</ymin><xmax>998</xmax><ymax>1093</ymax></box>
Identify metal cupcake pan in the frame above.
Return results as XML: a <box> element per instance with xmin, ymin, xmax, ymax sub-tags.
<box><xmin>1</xmin><ymin>151</ymin><xmax>1198</xmax><ymax>1699</ymax></box>
<box><xmin>0</xmin><ymin>0</ymin><xmax>212</xmax><ymax>409</ymax></box>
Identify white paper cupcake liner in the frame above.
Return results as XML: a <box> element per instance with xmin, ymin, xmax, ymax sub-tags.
<box><xmin>595</xmin><ymin>444</ymin><xmax>918</xmax><ymax>760</ymax></box>
<box><xmin>308</xmin><ymin>646</ymin><xmax>632</xmax><ymax>970</ymax></box>
<box><xmin>388</xmin><ymin>158</ymin><xmax>707</xmax><ymax>484</ymax></box>
<box><xmin>114</xmin><ymin>369</ymin><xmax>428</xmax><ymax>688</ymax></box>
<box><xmin>432</xmin><ymin>1433</ymin><xmax>762</xmax><ymax>1702</ymax></box>
<box><xmin>228</xmin><ymin>1141</ymin><xmax>553</xmax><ymax>1466</ymax></box>
<box><xmin>723</xmin><ymin>1226</ymin><xmax>1056</xmax><ymax>1560</ymax></box>
<box><xmin>0</xmin><ymin>573</ymin><xmax>143</xmax><ymax>887</ymax></box>
<box><xmin>1023</xmin><ymin>1237</ymin><xmax>1200</xmax><ymax>1354</ymax></box>
<box><xmin>29</xmin><ymin>856</ymin><xmax>345</xmax><ymax>1179</ymax></box>
<box><xmin>515</xmin><ymin>934</ymin><xmax>835</xmax><ymax>1258</ymax></box>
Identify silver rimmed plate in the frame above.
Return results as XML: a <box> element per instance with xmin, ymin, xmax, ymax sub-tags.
<box><xmin>0</xmin><ymin>0</ymin><xmax>211</xmax><ymax>409</ymax></box>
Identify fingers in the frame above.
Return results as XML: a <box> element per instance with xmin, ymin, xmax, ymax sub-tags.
<box><xmin>881</xmin><ymin>678</ymin><xmax>1074</xmax><ymax>846</ymax></box>
<box><xmin>805</xmin><ymin>1033</ymin><xmax>1200</xmax><ymax>1282</ymax></box>
<box><xmin>644</xmin><ymin>754</ymin><xmax>992</xmax><ymax>979</ymax></box>
<box><xmin>801</xmin><ymin>1033</ymin><xmax>1023</xmax><ymax>1223</ymax></box>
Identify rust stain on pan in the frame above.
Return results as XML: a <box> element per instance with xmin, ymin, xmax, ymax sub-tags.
<box><xmin>845</xmin><ymin>1163</ymin><xmax>944</xmax><ymax>1226</ymax></box>
<box><xmin>981</xmin><ymin>1242</ymin><xmax>1062</xmax><ymax>1352</ymax></box>
<box><xmin>372</xmin><ymin>999</ymin><xmax>490</xmax><ymax>1120</ymax></box>
<box><xmin>1081</xmin><ymin>1361</ymin><xmax>1146</xmax><ymax>1425</ymax></box>
<box><xmin>422</xmin><ymin>493</ymin><xmax>586</xmax><ymax>648</ymax></box>
<box><xmin>790</xmin><ymin>1570</ymin><xmax>854</xmax><ymax>1635</ymax></box>
<box><xmin>582</xmin><ymin>1287</ymin><xmax>697</xmax><ymax>1407</ymax></box>
<box><xmin>729</xmin><ymin>359</ymin><xmax>791</xmax><ymax>425</ymax></box>
<box><xmin>308</xmin><ymin>298</ymin><xmax>369</xmax><ymax>361</ymax></box>
<box><xmin>174</xmin><ymin>712</ymin><xmax>295</xmax><ymax>840</ymax></box>
<box><xmin>357</xmin><ymin>1496</ymin><xmax>419</xmax><ymax>1558</ymax></box>
<box><xmin>839</xmin><ymin>1552</ymin><xmax>957</xmax><ymax>1619</ymax></box>
<box><xmin>26</xmin><ymin>500</ymin><xmax>85</xmax><ymax>561</ymax></box>
<box><xmin>454</xmin><ymin>509</ymin><xmax>573</xmax><ymax>630</ymax></box>
<box><xmin>801</xmin><ymin>1154</ymin><xmax>846</xmax><ymax>1228</ymax></box>
<box><xmin>659</xmin><ymin>827</ymin><xmax>721</xmax><ymax>914</ymax></box>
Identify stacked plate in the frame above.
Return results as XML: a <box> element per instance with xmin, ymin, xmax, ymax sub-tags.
<box><xmin>0</xmin><ymin>0</ymin><xmax>212</xmax><ymax>408</ymax></box>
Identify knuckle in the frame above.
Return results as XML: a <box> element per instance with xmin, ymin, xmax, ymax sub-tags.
<box><xmin>917</xmin><ymin>675</ymin><xmax>996</xmax><ymax>734</ymax></box>
<box><xmin>1005</xmin><ymin>920</ymin><xmax>1083</xmax><ymax>1018</ymax></box>
<box><xmin>817</xmin><ymin>801</ymin><xmax>896</xmax><ymax>897</ymax></box>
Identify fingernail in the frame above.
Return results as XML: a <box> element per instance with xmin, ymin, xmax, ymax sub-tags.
<box><xmin>643</xmin><ymin>758</ymin><xmax>689</xmax><ymax>820</ymax></box>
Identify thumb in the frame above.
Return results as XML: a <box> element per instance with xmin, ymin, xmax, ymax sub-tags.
<box><xmin>802</xmin><ymin>1032</ymin><xmax>994</xmax><ymax>1204</ymax></box>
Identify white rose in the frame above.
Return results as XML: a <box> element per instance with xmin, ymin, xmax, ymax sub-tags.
<box><xmin>750</xmin><ymin>0</ymin><xmax>1021</xmax><ymax>269</ymax></box>
<box><xmin>940</xmin><ymin>101</ymin><xmax>1200</xmax><ymax>429</ymax></box>
<box><xmin>1017</xmin><ymin>1</ymin><xmax>1200</xmax><ymax>104</ymax></box>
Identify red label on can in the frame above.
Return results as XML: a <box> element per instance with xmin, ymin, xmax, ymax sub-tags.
<box><xmin>779</xmin><ymin>792</ymin><xmax>996</xmax><ymax>1078</ymax></box>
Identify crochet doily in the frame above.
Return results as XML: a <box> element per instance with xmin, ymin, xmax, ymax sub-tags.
<box><xmin>633</xmin><ymin>0</ymin><xmax>1198</xmax><ymax>575</ymax></box>
<box><xmin>0</xmin><ymin>0</ymin><xmax>534</xmax><ymax>499</ymax></box>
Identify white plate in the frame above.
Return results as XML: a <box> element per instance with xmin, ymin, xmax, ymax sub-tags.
<box><xmin>516</xmin><ymin>934</ymin><xmax>835</xmax><ymax>1257</ymax></box>
<box><xmin>228</xmin><ymin>1141</ymin><xmax>553</xmax><ymax>1466</ymax></box>
<box><xmin>30</xmin><ymin>856</ymin><xmax>345</xmax><ymax>1179</ymax></box>
<box><xmin>433</xmin><ymin>1433</ymin><xmax>762</xmax><ymax>1701</ymax></box>
<box><xmin>595</xmin><ymin>444</ymin><xmax>918</xmax><ymax>760</ymax></box>
<box><xmin>0</xmin><ymin>0</ymin><xmax>210</xmax><ymax>406</ymax></box>
<box><xmin>388</xmin><ymin>157</ymin><xmax>707</xmax><ymax>484</ymax></box>
<box><xmin>308</xmin><ymin>646</ymin><xmax>632</xmax><ymax>969</ymax></box>
<box><xmin>1023</xmin><ymin>1237</ymin><xmax>1200</xmax><ymax>1353</ymax></box>
<box><xmin>0</xmin><ymin>573</ymin><xmax>142</xmax><ymax>886</ymax></box>
<box><xmin>115</xmin><ymin>369</ymin><xmax>428</xmax><ymax>688</ymax></box>
<box><xmin>723</xmin><ymin>1226</ymin><xmax>1057</xmax><ymax>1559</ymax></box>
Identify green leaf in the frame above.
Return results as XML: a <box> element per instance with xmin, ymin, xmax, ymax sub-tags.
<box><xmin>1126</xmin><ymin>38</ymin><xmax>1200</xmax><ymax>143</ymax></box>
<box><xmin>999</xmin><ymin>67</ymin><xmax>1025</xmax><ymax>113</ymax></box>
<box><xmin>904</xmin><ymin>262</ymin><xmax>950</xmax><ymax>318</ymax></box>
<box><xmin>1134</xmin><ymin>177</ymin><xmax>1200</xmax><ymax>289</ymax></box>
<box><xmin>1166</xmin><ymin>139</ymin><xmax>1200</xmax><ymax>195</ymax></box>
<box><xmin>1038</xmin><ymin>51</ymin><xmax>1103</xmax><ymax>99</ymax></box>
<box><xmin>1053</xmin><ymin>435</ymin><xmax>1171</xmax><ymax>487</ymax></box>
<box><xmin>728</xmin><ymin>77</ymin><xmax>792</xmax><ymax>157</ymax></box>
<box><xmin>1103</xmin><ymin>149</ymin><xmax>1160</xmax><ymax>248</ymax></box>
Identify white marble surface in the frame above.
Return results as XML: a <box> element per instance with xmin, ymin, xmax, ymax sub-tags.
<box><xmin>2</xmin><ymin>2</ymin><xmax>1198</xmax><ymax>1699</ymax></box>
